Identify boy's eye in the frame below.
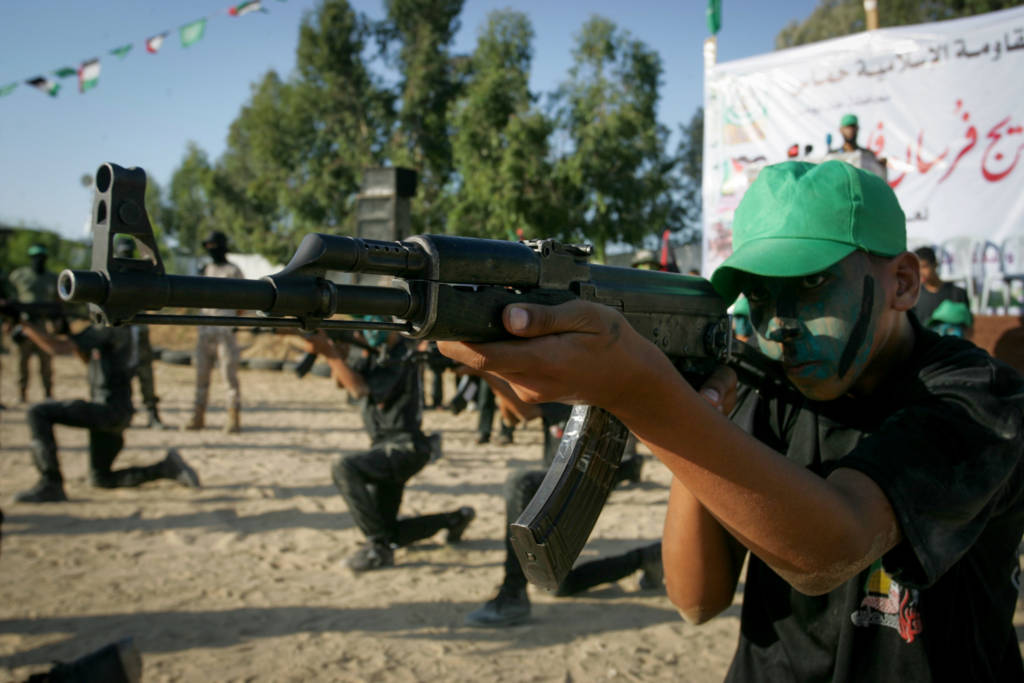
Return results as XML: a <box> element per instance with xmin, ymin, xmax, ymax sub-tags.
<box><xmin>745</xmin><ymin>284</ymin><xmax>770</xmax><ymax>303</ymax></box>
<box><xmin>800</xmin><ymin>272</ymin><xmax>829</xmax><ymax>289</ymax></box>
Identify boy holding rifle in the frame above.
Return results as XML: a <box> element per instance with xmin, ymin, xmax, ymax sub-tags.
<box><xmin>439</xmin><ymin>161</ymin><xmax>1024</xmax><ymax>680</ymax></box>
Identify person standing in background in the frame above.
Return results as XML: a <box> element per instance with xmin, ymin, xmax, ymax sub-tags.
<box><xmin>8</xmin><ymin>244</ymin><xmax>58</xmax><ymax>403</ymax></box>
<box><xmin>184</xmin><ymin>231</ymin><xmax>244</xmax><ymax>433</ymax></box>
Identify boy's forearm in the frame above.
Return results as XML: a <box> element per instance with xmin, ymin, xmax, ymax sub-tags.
<box><xmin>663</xmin><ymin>478</ymin><xmax>744</xmax><ymax>623</ymax></box>
<box><xmin>616</xmin><ymin>364</ymin><xmax>899</xmax><ymax>595</ymax></box>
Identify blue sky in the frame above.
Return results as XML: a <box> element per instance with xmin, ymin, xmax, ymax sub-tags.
<box><xmin>0</xmin><ymin>0</ymin><xmax>820</xmax><ymax>241</ymax></box>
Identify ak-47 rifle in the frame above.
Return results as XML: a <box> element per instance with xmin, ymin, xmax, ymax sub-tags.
<box><xmin>59</xmin><ymin>162</ymin><xmax>788</xmax><ymax>590</ymax></box>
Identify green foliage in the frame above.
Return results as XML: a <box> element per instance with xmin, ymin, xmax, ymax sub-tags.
<box><xmin>555</xmin><ymin>16</ymin><xmax>683</xmax><ymax>258</ymax></box>
<box><xmin>676</xmin><ymin>107</ymin><xmax>704</xmax><ymax>244</ymax></box>
<box><xmin>381</xmin><ymin>0</ymin><xmax>464</xmax><ymax>233</ymax></box>
<box><xmin>777</xmin><ymin>0</ymin><xmax>1024</xmax><ymax>49</ymax></box>
<box><xmin>447</xmin><ymin>10</ymin><xmax>565</xmax><ymax>240</ymax></box>
<box><xmin>161</xmin><ymin>1</ymin><xmax>686</xmax><ymax>263</ymax></box>
<box><xmin>0</xmin><ymin>228</ymin><xmax>88</xmax><ymax>282</ymax></box>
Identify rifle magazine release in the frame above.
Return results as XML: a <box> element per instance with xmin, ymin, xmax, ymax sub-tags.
<box><xmin>509</xmin><ymin>406</ymin><xmax>631</xmax><ymax>591</ymax></box>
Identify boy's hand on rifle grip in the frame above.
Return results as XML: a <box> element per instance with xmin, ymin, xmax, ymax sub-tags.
<box><xmin>438</xmin><ymin>300</ymin><xmax>674</xmax><ymax>413</ymax></box>
<box><xmin>698</xmin><ymin>366</ymin><xmax>739</xmax><ymax>415</ymax></box>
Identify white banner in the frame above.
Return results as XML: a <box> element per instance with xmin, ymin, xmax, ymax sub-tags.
<box><xmin>702</xmin><ymin>7</ymin><xmax>1024</xmax><ymax>309</ymax></box>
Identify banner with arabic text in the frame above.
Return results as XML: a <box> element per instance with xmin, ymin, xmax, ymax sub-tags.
<box><xmin>703</xmin><ymin>7</ymin><xmax>1024</xmax><ymax>308</ymax></box>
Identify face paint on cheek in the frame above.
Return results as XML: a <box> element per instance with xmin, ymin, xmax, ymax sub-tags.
<box><xmin>836</xmin><ymin>275</ymin><xmax>875</xmax><ymax>378</ymax></box>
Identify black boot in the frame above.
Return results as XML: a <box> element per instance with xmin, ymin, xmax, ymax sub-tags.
<box><xmin>145</xmin><ymin>406</ymin><xmax>168</xmax><ymax>430</ymax></box>
<box><xmin>28</xmin><ymin>637</ymin><xmax>142</xmax><ymax>683</ymax></box>
<box><xmin>15</xmin><ymin>477</ymin><xmax>67</xmax><ymax>503</ymax></box>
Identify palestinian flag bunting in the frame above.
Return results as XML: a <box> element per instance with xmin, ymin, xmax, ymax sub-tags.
<box><xmin>229</xmin><ymin>1</ymin><xmax>265</xmax><ymax>16</ymax></box>
<box><xmin>146</xmin><ymin>32</ymin><xmax>168</xmax><ymax>54</ymax></box>
<box><xmin>27</xmin><ymin>77</ymin><xmax>60</xmax><ymax>97</ymax></box>
<box><xmin>78</xmin><ymin>59</ymin><xmax>101</xmax><ymax>93</ymax></box>
<box><xmin>52</xmin><ymin>67</ymin><xmax>77</xmax><ymax>78</ymax></box>
<box><xmin>109</xmin><ymin>44</ymin><xmax>133</xmax><ymax>58</ymax></box>
<box><xmin>0</xmin><ymin>83</ymin><xmax>17</xmax><ymax>97</ymax></box>
<box><xmin>180</xmin><ymin>18</ymin><xmax>207</xmax><ymax>47</ymax></box>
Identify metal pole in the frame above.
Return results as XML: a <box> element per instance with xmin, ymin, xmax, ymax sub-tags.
<box><xmin>864</xmin><ymin>0</ymin><xmax>879</xmax><ymax>30</ymax></box>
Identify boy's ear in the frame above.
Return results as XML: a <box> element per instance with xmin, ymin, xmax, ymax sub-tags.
<box><xmin>890</xmin><ymin>252</ymin><xmax>920</xmax><ymax>312</ymax></box>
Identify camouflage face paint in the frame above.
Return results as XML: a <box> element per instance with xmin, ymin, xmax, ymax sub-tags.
<box><xmin>743</xmin><ymin>253</ymin><xmax>881</xmax><ymax>401</ymax></box>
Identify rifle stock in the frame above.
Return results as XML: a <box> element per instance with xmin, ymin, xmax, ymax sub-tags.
<box><xmin>60</xmin><ymin>162</ymin><xmax>789</xmax><ymax>590</ymax></box>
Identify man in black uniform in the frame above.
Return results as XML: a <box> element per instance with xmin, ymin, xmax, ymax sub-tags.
<box><xmin>464</xmin><ymin>397</ymin><xmax>648</xmax><ymax>627</ymax></box>
<box><xmin>114</xmin><ymin>237</ymin><xmax>169</xmax><ymax>429</ymax></box>
<box><xmin>11</xmin><ymin>319</ymin><xmax>200</xmax><ymax>503</ymax></box>
<box><xmin>301</xmin><ymin>327</ymin><xmax>475</xmax><ymax>572</ymax></box>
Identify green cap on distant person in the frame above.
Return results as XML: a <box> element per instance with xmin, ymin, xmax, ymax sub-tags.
<box><xmin>710</xmin><ymin>160</ymin><xmax>906</xmax><ymax>304</ymax></box>
<box><xmin>929</xmin><ymin>300</ymin><xmax>973</xmax><ymax>327</ymax></box>
<box><xmin>27</xmin><ymin>244</ymin><xmax>48</xmax><ymax>256</ymax></box>
<box><xmin>840</xmin><ymin>113</ymin><xmax>858</xmax><ymax>127</ymax></box>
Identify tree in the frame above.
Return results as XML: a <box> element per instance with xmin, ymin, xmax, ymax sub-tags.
<box><xmin>380</xmin><ymin>0</ymin><xmax>464</xmax><ymax>233</ymax></box>
<box><xmin>447</xmin><ymin>10</ymin><xmax>564</xmax><ymax>240</ymax></box>
<box><xmin>776</xmin><ymin>0</ymin><xmax>1024</xmax><ymax>49</ymax></box>
<box><xmin>164</xmin><ymin>142</ymin><xmax>216</xmax><ymax>256</ymax></box>
<box><xmin>675</xmin><ymin>107</ymin><xmax>704</xmax><ymax>245</ymax></box>
<box><xmin>555</xmin><ymin>17</ymin><xmax>683</xmax><ymax>258</ymax></box>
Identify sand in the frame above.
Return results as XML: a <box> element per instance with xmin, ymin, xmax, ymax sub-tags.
<box><xmin>0</xmin><ymin>337</ymin><xmax>1020</xmax><ymax>682</ymax></box>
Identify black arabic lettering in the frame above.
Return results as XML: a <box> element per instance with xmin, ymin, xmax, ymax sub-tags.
<box><xmin>1007</xmin><ymin>28</ymin><xmax>1024</xmax><ymax>52</ymax></box>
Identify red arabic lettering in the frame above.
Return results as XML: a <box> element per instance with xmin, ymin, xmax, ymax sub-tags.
<box><xmin>914</xmin><ymin>131</ymin><xmax>948</xmax><ymax>174</ymax></box>
<box><xmin>887</xmin><ymin>145</ymin><xmax>911</xmax><ymax>189</ymax></box>
<box><xmin>866</xmin><ymin>122</ymin><xmax>885</xmax><ymax>157</ymax></box>
<box><xmin>939</xmin><ymin>99</ymin><xmax>977</xmax><ymax>183</ymax></box>
<box><xmin>981</xmin><ymin>117</ymin><xmax>1024</xmax><ymax>182</ymax></box>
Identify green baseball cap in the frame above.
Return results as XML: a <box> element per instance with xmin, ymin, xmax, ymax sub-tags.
<box><xmin>27</xmin><ymin>244</ymin><xmax>48</xmax><ymax>256</ymax></box>
<box><xmin>840</xmin><ymin>113</ymin><xmax>858</xmax><ymax>127</ymax></box>
<box><xmin>928</xmin><ymin>300</ymin><xmax>972</xmax><ymax>327</ymax></box>
<box><xmin>710</xmin><ymin>160</ymin><xmax>906</xmax><ymax>304</ymax></box>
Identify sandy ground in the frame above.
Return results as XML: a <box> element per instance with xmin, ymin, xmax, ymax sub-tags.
<box><xmin>0</xmin><ymin>340</ymin><xmax>738</xmax><ymax>683</ymax></box>
<box><xmin>1</xmin><ymin>334</ymin><xmax>1021</xmax><ymax>682</ymax></box>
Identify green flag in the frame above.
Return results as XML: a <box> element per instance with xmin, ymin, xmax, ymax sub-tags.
<box><xmin>0</xmin><ymin>82</ymin><xmax>17</xmax><ymax>97</ymax></box>
<box><xmin>109</xmin><ymin>44</ymin><xmax>133</xmax><ymax>58</ymax></box>
<box><xmin>707</xmin><ymin>0</ymin><xmax>722</xmax><ymax>35</ymax></box>
<box><xmin>53</xmin><ymin>67</ymin><xmax>77</xmax><ymax>78</ymax></box>
<box><xmin>180</xmin><ymin>18</ymin><xmax>207</xmax><ymax>47</ymax></box>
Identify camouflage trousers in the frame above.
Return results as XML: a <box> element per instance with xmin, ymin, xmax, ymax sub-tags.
<box><xmin>192</xmin><ymin>327</ymin><xmax>240</xmax><ymax>411</ymax></box>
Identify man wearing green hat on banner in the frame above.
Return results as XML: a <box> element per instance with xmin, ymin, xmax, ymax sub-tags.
<box><xmin>7</xmin><ymin>243</ymin><xmax>59</xmax><ymax>402</ymax></box>
<box><xmin>438</xmin><ymin>159</ymin><xmax>1024</xmax><ymax>680</ymax></box>
<box><xmin>839</xmin><ymin>113</ymin><xmax>861</xmax><ymax>152</ymax></box>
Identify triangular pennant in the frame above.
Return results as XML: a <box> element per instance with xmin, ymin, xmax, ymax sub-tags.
<box><xmin>109</xmin><ymin>44</ymin><xmax>133</xmax><ymax>59</ymax></box>
<box><xmin>52</xmin><ymin>67</ymin><xmax>77</xmax><ymax>78</ymax></box>
<box><xmin>146</xmin><ymin>32</ymin><xmax>168</xmax><ymax>54</ymax></box>
<box><xmin>0</xmin><ymin>82</ymin><xmax>18</xmax><ymax>97</ymax></box>
<box><xmin>26</xmin><ymin>77</ymin><xmax>60</xmax><ymax>97</ymax></box>
<box><xmin>78</xmin><ymin>59</ymin><xmax>101</xmax><ymax>93</ymax></box>
<box><xmin>230</xmin><ymin>1</ymin><xmax>266</xmax><ymax>16</ymax></box>
<box><xmin>180</xmin><ymin>18</ymin><xmax>207</xmax><ymax>47</ymax></box>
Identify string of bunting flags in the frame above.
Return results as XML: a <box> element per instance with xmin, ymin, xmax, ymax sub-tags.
<box><xmin>1</xmin><ymin>0</ymin><xmax>281</xmax><ymax>100</ymax></box>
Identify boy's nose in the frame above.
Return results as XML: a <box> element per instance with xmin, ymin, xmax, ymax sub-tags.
<box><xmin>764</xmin><ymin>317</ymin><xmax>801</xmax><ymax>343</ymax></box>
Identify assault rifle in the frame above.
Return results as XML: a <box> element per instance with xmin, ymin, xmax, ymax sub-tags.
<box><xmin>59</xmin><ymin>163</ymin><xmax>788</xmax><ymax>590</ymax></box>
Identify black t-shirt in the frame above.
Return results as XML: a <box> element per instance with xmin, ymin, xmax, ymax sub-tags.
<box><xmin>725</xmin><ymin>322</ymin><xmax>1024</xmax><ymax>683</ymax></box>
<box><xmin>351</xmin><ymin>341</ymin><xmax>427</xmax><ymax>454</ymax></box>
<box><xmin>72</xmin><ymin>325</ymin><xmax>135</xmax><ymax>414</ymax></box>
<box><xmin>913</xmin><ymin>282</ymin><xmax>969</xmax><ymax>326</ymax></box>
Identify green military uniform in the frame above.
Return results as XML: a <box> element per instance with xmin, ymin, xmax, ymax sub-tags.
<box><xmin>8</xmin><ymin>262</ymin><xmax>59</xmax><ymax>401</ymax></box>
